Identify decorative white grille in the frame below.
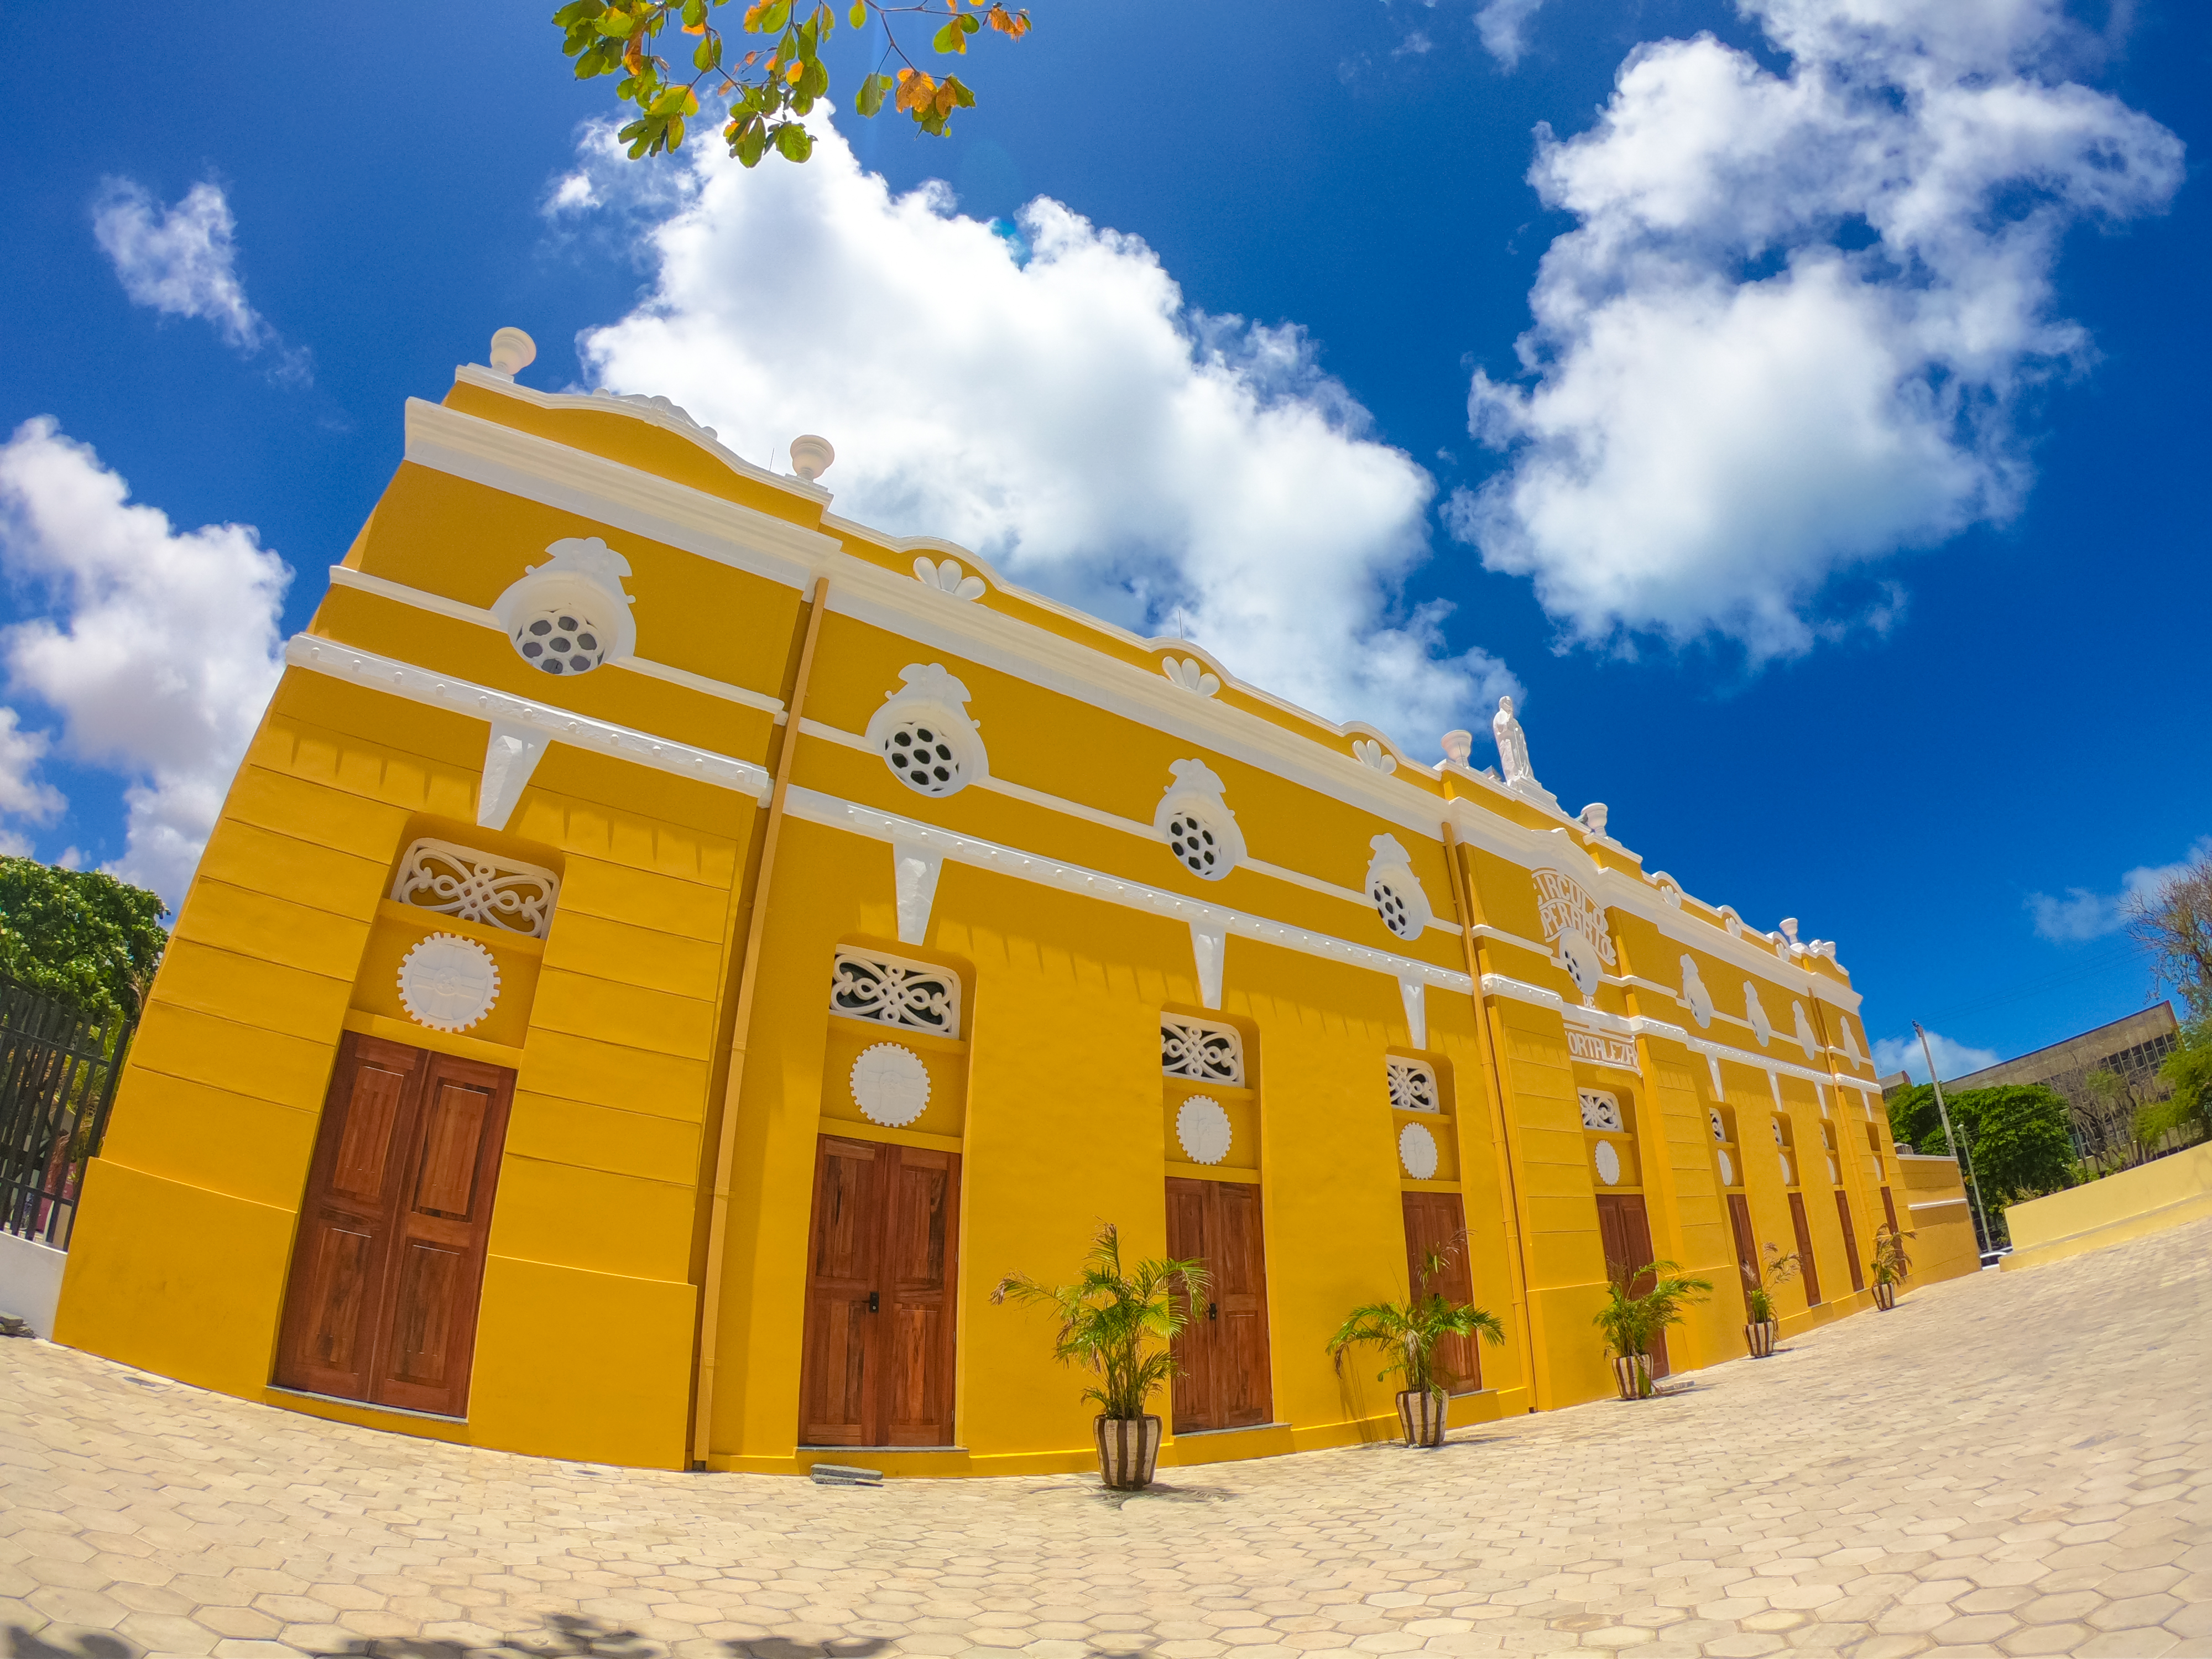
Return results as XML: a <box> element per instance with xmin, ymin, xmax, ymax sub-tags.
<box><xmin>1162</xmin><ymin>1013</ymin><xmax>1243</xmax><ymax>1085</ymax></box>
<box><xmin>390</xmin><ymin>839</ymin><xmax>560</xmax><ymax>938</ymax></box>
<box><xmin>1708</xmin><ymin>1107</ymin><xmax>1728</xmax><ymax>1143</ymax></box>
<box><xmin>1387</xmin><ymin>1057</ymin><xmax>1439</xmax><ymax>1113</ymax></box>
<box><xmin>831</xmin><ymin>947</ymin><xmax>962</xmax><ymax>1038</ymax></box>
<box><xmin>1579</xmin><ymin>1089</ymin><xmax>1624</xmax><ymax>1132</ymax></box>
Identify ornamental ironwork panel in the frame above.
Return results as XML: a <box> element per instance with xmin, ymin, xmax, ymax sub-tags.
<box><xmin>1162</xmin><ymin>1014</ymin><xmax>1243</xmax><ymax>1086</ymax></box>
<box><xmin>831</xmin><ymin>948</ymin><xmax>962</xmax><ymax>1038</ymax></box>
<box><xmin>390</xmin><ymin>838</ymin><xmax>560</xmax><ymax>939</ymax></box>
<box><xmin>1387</xmin><ymin>1056</ymin><xmax>1439</xmax><ymax>1113</ymax></box>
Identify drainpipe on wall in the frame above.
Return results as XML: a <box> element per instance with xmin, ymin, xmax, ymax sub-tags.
<box><xmin>691</xmin><ymin>575</ymin><xmax>832</xmax><ymax>1469</ymax></box>
<box><xmin>1441</xmin><ymin>811</ymin><xmax>1547</xmax><ymax>1412</ymax></box>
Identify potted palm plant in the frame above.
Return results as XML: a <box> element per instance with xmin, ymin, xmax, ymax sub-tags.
<box><xmin>1870</xmin><ymin>1225</ymin><xmax>1911</xmax><ymax>1310</ymax></box>
<box><xmin>1327</xmin><ymin>1243</ymin><xmax>1505</xmax><ymax>1448</ymax></box>
<box><xmin>1740</xmin><ymin>1241</ymin><xmax>1801</xmax><ymax>1358</ymax></box>
<box><xmin>1594</xmin><ymin>1259</ymin><xmax>1712</xmax><ymax>1399</ymax></box>
<box><xmin>990</xmin><ymin>1222</ymin><xmax>1206</xmax><ymax>1491</ymax></box>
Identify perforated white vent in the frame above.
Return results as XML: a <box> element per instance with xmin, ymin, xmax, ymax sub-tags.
<box><xmin>1153</xmin><ymin>760</ymin><xmax>1245</xmax><ymax>883</ymax></box>
<box><xmin>489</xmin><ymin>537</ymin><xmax>638</xmax><ymax>678</ymax></box>
<box><xmin>831</xmin><ymin>947</ymin><xmax>962</xmax><ymax>1039</ymax></box>
<box><xmin>1364</xmin><ymin>834</ymin><xmax>1434</xmax><ymax>941</ymax></box>
<box><xmin>391</xmin><ymin>838</ymin><xmax>559</xmax><ymax>938</ymax></box>
<box><xmin>864</xmin><ymin>664</ymin><xmax>987</xmax><ymax>800</ymax></box>
<box><xmin>1579</xmin><ymin>1089</ymin><xmax>1624</xmax><ymax>1132</ymax></box>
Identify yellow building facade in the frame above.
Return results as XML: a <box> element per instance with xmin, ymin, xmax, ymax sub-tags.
<box><xmin>55</xmin><ymin>353</ymin><xmax>1969</xmax><ymax>1474</ymax></box>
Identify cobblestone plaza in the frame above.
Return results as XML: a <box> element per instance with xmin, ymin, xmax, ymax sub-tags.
<box><xmin>5</xmin><ymin>1219</ymin><xmax>2209</xmax><ymax>1659</ymax></box>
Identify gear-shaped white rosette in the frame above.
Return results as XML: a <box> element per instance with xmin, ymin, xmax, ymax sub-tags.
<box><xmin>397</xmin><ymin>932</ymin><xmax>502</xmax><ymax>1033</ymax></box>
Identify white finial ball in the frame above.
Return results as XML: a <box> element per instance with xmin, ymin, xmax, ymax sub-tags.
<box><xmin>1440</xmin><ymin>730</ymin><xmax>1473</xmax><ymax>765</ymax></box>
<box><xmin>489</xmin><ymin>327</ymin><xmax>537</xmax><ymax>377</ymax></box>
<box><xmin>789</xmin><ymin>434</ymin><xmax>835</xmax><ymax>482</ymax></box>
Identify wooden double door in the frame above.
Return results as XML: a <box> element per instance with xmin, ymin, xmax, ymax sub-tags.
<box><xmin>1165</xmin><ymin>1177</ymin><xmax>1272</xmax><ymax>1433</ymax></box>
<box><xmin>797</xmin><ymin>1136</ymin><xmax>961</xmax><ymax>1447</ymax></box>
<box><xmin>1401</xmin><ymin>1192</ymin><xmax>1483</xmax><ymax>1394</ymax></box>
<box><xmin>1593</xmin><ymin>1192</ymin><xmax>1668</xmax><ymax>1378</ymax></box>
<box><xmin>275</xmin><ymin>1033</ymin><xmax>514</xmax><ymax>1418</ymax></box>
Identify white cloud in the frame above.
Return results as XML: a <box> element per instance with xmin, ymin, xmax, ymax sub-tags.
<box><xmin>557</xmin><ymin>121</ymin><xmax>1520</xmax><ymax>758</ymax></box>
<box><xmin>2027</xmin><ymin>837</ymin><xmax>2212</xmax><ymax>942</ymax></box>
<box><xmin>1872</xmin><ymin>1028</ymin><xmax>2000</xmax><ymax>1083</ymax></box>
<box><xmin>1448</xmin><ymin>0</ymin><xmax>2184</xmax><ymax>660</ymax></box>
<box><xmin>92</xmin><ymin>179</ymin><xmax>309</xmax><ymax>382</ymax></box>
<box><xmin>0</xmin><ymin>706</ymin><xmax>65</xmax><ymax>831</ymax></box>
<box><xmin>0</xmin><ymin>418</ymin><xmax>290</xmax><ymax>904</ymax></box>
<box><xmin>1475</xmin><ymin>0</ymin><xmax>1547</xmax><ymax>67</ymax></box>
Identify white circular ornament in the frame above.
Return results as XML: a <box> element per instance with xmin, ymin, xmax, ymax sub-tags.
<box><xmin>1176</xmin><ymin>1096</ymin><xmax>1233</xmax><ymax>1165</ymax></box>
<box><xmin>397</xmin><ymin>933</ymin><xmax>501</xmax><ymax>1032</ymax></box>
<box><xmin>851</xmin><ymin>1044</ymin><xmax>931</xmax><ymax>1127</ymax></box>
<box><xmin>1718</xmin><ymin>1149</ymin><xmax>1736</xmax><ymax>1188</ymax></box>
<box><xmin>1399</xmin><ymin>1121</ymin><xmax>1439</xmax><ymax>1181</ymax></box>
<box><xmin>1779</xmin><ymin>1152</ymin><xmax>1795</xmax><ymax>1187</ymax></box>
<box><xmin>1594</xmin><ymin>1140</ymin><xmax>1623</xmax><ymax>1186</ymax></box>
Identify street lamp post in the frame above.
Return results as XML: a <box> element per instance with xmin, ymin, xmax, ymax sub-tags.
<box><xmin>1916</xmin><ymin>1021</ymin><xmax>1996</xmax><ymax>1258</ymax></box>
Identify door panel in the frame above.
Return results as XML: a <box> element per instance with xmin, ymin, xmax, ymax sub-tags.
<box><xmin>797</xmin><ymin>1136</ymin><xmax>961</xmax><ymax>1448</ymax></box>
<box><xmin>1726</xmin><ymin>1193</ymin><xmax>1759</xmax><ymax>1298</ymax></box>
<box><xmin>1593</xmin><ymin>1193</ymin><xmax>1668</xmax><ymax>1378</ymax></box>
<box><xmin>1165</xmin><ymin>1177</ymin><xmax>1271</xmax><ymax>1433</ymax></box>
<box><xmin>1880</xmin><ymin>1185</ymin><xmax>1899</xmax><ymax>1237</ymax></box>
<box><xmin>1834</xmin><ymin>1191</ymin><xmax>1865</xmax><ymax>1293</ymax></box>
<box><xmin>1401</xmin><ymin>1192</ymin><xmax>1481</xmax><ymax>1394</ymax></box>
<box><xmin>276</xmin><ymin>1035</ymin><xmax>512</xmax><ymax>1418</ymax></box>
<box><xmin>1788</xmin><ymin>1191</ymin><xmax>1823</xmax><ymax>1306</ymax></box>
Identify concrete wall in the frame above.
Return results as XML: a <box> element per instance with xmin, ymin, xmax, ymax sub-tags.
<box><xmin>2001</xmin><ymin>1141</ymin><xmax>2212</xmax><ymax>1270</ymax></box>
<box><xmin>0</xmin><ymin>1230</ymin><xmax>69</xmax><ymax>1334</ymax></box>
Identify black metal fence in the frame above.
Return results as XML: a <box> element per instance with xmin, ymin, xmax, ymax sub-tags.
<box><xmin>0</xmin><ymin>977</ymin><xmax>130</xmax><ymax>1248</ymax></box>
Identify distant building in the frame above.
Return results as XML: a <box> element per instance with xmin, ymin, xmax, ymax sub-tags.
<box><xmin>1949</xmin><ymin>1005</ymin><xmax>2179</xmax><ymax>1094</ymax></box>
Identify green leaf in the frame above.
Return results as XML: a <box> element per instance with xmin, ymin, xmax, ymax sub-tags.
<box><xmin>554</xmin><ymin>0</ymin><xmax>605</xmax><ymax>22</ymax></box>
<box><xmin>932</xmin><ymin>17</ymin><xmax>964</xmax><ymax>51</ymax></box>
<box><xmin>854</xmin><ymin>69</ymin><xmax>888</xmax><ymax>115</ymax></box>
<box><xmin>682</xmin><ymin>0</ymin><xmax>708</xmax><ymax>23</ymax></box>
<box><xmin>960</xmin><ymin>12</ymin><xmax>979</xmax><ymax>30</ymax></box>
<box><xmin>800</xmin><ymin>56</ymin><xmax>828</xmax><ymax>96</ymax></box>
<box><xmin>774</xmin><ymin>121</ymin><xmax>813</xmax><ymax>160</ymax></box>
<box><xmin>754</xmin><ymin>0</ymin><xmax>790</xmax><ymax>31</ymax></box>
<box><xmin>650</xmin><ymin>85</ymin><xmax>699</xmax><ymax>114</ymax></box>
<box><xmin>596</xmin><ymin>7</ymin><xmax>638</xmax><ymax>35</ymax></box>
<box><xmin>847</xmin><ymin>0</ymin><xmax>865</xmax><ymax>25</ymax></box>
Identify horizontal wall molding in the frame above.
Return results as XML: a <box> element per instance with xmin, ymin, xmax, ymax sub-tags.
<box><xmin>285</xmin><ymin>635</ymin><xmax>773</xmax><ymax>801</ymax></box>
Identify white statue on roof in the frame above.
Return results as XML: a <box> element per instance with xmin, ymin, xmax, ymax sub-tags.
<box><xmin>1492</xmin><ymin>697</ymin><xmax>1534</xmax><ymax>785</ymax></box>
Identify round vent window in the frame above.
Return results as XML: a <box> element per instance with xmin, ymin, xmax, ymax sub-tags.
<box><xmin>1371</xmin><ymin>878</ymin><xmax>1417</xmax><ymax>939</ymax></box>
<box><xmin>1167</xmin><ymin>809</ymin><xmax>1225</xmax><ymax>879</ymax></box>
<box><xmin>513</xmin><ymin>607</ymin><xmax>608</xmax><ymax>676</ymax></box>
<box><xmin>883</xmin><ymin>718</ymin><xmax>963</xmax><ymax>796</ymax></box>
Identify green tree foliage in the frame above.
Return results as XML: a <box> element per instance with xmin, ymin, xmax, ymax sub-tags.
<box><xmin>2126</xmin><ymin>851</ymin><xmax>2212</xmax><ymax>1019</ymax></box>
<box><xmin>0</xmin><ymin>857</ymin><xmax>169</xmax><ymax>1024</ymax></box>
<box><xmin>2138</xmin><ymin>1019</ymin><xmax>2212</xmax><ymax>1145</ymax></box>
<box><xmin>1885</xmin><ymin>1081</ymin><xmax>2074</xmax><ymax>1201</ymax></box>
<box><xmin>555</xmin><ymin>0</ymin><xmax>1032</xmax><ymax>168</ymax></box>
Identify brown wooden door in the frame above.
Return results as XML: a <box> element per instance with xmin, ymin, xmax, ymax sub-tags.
<box><xmin>276</xmin><ymin>1033</ymin><xmax>512</xmax><ymax>1418</ymax></box>
<box><xmin>1834</xmin><ymin>1191</ymin><xmax>1866</xmax><ymax>1293</ymax></box>
<box><xmin>1725</xmin><ymin>1192</ymin><xmax>1760</xmax><ymax>1301</ymax></box>
<box><xmin>1593</xmin><ymin>1192</ymin><xmax>1668</xmax><ymax>1378</ymax></box>
<box><xmin>1788</xmin><ymin>1191</ymin><xmax>1823</xmax><ymax>1305</ymax></box>
<box><xmin>1880</xmin><ymin>1185</ymin><xmax>1899</xmax><ymax>1236</ymax></box>
<box><xmin>797</xmin><ymin>1135</ymin><xmax>961</xmax><ymax>1448</ymax></box>
<box><xmin>1401</xmin><ymin>1192</ymin><xmax>1481</xmax><ymax>1393</ymax></box>
<box><xmin>1165</xmin><ymin>1177</ymin><xmax>1273</xmax><ymax>1433</ymax></box>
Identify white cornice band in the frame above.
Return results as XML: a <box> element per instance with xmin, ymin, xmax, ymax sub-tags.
<box><xmin>284</xmin><ymin>636</ymin><xmax>773</xmax><ymax>801</ymax></box>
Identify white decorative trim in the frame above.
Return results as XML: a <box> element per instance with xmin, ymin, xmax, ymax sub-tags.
<box><xmin>285</xmin><ymin>636</ymin><xmax>773</xmax><ymax>801</ymax></box>
<box><xmin>1190</xmin><ymin>921</ymin><xmax>1227</xmax><ymax>1012</ymax></box>
<box><xmin>1176</xmin><ymin>1095</ymin><xmax>1234</xmax><ymax>1165</ymax></box>
<box><xmin>1155</xmin><ymin>760</ymin><xmax>1246</xmax><ymax>883</ymax></box>
<box><xmin>1678</xmin><ymin>954</ymin><xmax>1715</xmax><ymax>1029</ymax></box>
<box><xmin>914</xmin><ymin>556</ymin><xmax>987</xmax><ymax>601</ymax></box>
<box><xmin>478</xmin><ymin>718</ymin><xmax>549</xmax><ymax>832</ymax></box>
<box><xmin>1744</xmin><ymin>983</ymin><xmax>1773</xmax><ymax>1047</ymax></box>
<box><xmin>491</xmin><ymin>537</ymin><xmax>637</xmax><ymax>676</ymax></box>
<box><xmin>865</xmin><ymin>664</ymin><xmax>989</xmax><ymax>799</ymax></box>
<box><xmin>1399</xmin><ymin>977</ymin><xmax>1427</xmax><ymax>1051</ymax></box>
<box><xmin>391</xmin><ymin>838</ymin><xmax>560</xmax><ymax>938</ymax></box>
<box><xmin>892</xmin><ymin>838</ymin><xmax>945</xmax><ymax>947</ymax></box>
<box><xmin>1161</xmin><ymin>656</ymin><xmax>1221</xmax><ymax>697</ymax></box>
<box><xmin>1352</xmin><ymin>739</ymin><xmax>1396</xmax><ymax>775</ymax></box>
<box><xmin>1793</xmin><ymin>1002</ymin><xmax>1820</xmax><ymax>1064</ymax></box>
<box><xmin>1387</xmin><ymin>1056</ymin><xmax>1438</xmax><ymax>1113</ymax></box>
<box><xmin>1163</xmin><ymin>1013</ymin><xmax>1244</xmax><ymax>1086</ymax></box>
<box><xmin>851</xmin><ymin>1043</ymin><xmax>931</xmax><ymax>1128</ymax></box>
<box><xmin>1398</xmin><ymin>1121</ymin><xmax>1439</xmax><ymax>1181</ymax></box>
<box><xmin>1366</xmin><ymin>834</ymin><xmax>1436</xmax><ymax>942</ymax></box>
<box><xmin>784</xmin><ymin>786</ymin><xmax>1475</xmax><ymax>999</ymax></box>
<box><xmin>1579</xmin><ymin>1089</ymin><xmax>1624</xmax><ymax>1131</ymax></box>
<box><xmin>1593</xmin><ymin>1140</ymin><xmax>1623</xmax><ymax>1186</ymax></box>
<box><xmin>397</xmin><ymin>932</ymin><xmax>502</xmax><ymax>1033</ymax></box>
<box><xmin>830</xmin><ymin>947</ymin><xmax>962</xmax><ymax>1038</ymax></box>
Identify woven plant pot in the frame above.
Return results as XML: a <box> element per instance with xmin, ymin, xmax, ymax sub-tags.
<box><xmin>1094</xmin><ymin>1415</ymin><xmax>1162</xmax><ymax>1491</ymax></box>
<box><xmin>1396</xmin><ymin>1387</ymin><xmax>1449</xmax><ymax>1448</ymax></box>
<box><xmin>1872</xmin><ymin>1280</ymin><xmax>1898</xmax><ymax>1311</ymax></box>
<box><xmin>1610</xmin><ymin>1353</ymin><xmax>1651</xmax><ymax>1400</ymax></box>
<box><xmin>1745</xmin><ymin>1319</ymin><xmax>1778</xmax><ymax>1358</ymax></box>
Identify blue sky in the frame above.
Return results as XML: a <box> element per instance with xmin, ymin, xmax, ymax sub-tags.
<box><xmin>1</xmin><ymin>0</ymin><xmax>2204</xmax><ymax>1078</ymax></box>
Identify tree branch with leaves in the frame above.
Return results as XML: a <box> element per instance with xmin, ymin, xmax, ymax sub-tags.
<box><xmin>555</xmin><ymin>0</ymin><xmax>1032</xmax><ymax>166</ymax></box>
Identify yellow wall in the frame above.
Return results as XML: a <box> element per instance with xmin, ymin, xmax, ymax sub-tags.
<box><xmin>58</xmin><ymin>364</ymin><xmax>1907</xmax><ymax>1473</ymax></box>
<box><xmin>2000</xmin><ymin>1141</ymin><xmax>2212</xmax><ymax>1269</ymax></box>
<box><xmin>1896</xmin><ymin>1154</ymin><xmax>1979</xmax><ymax>1288</ymax></box>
